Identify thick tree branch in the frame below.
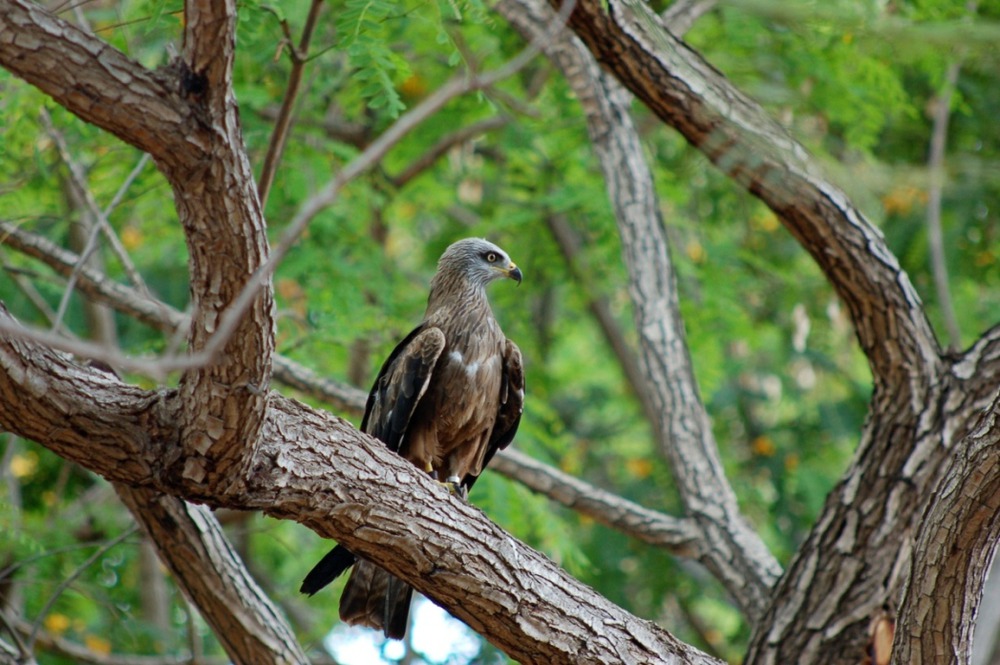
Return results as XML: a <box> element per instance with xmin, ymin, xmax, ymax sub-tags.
<box><xmin>552</xmin><ymin>0</ymin><xmax>943</xmax><ymax>392</ymax></box>
<box><xmin>167</xmin><ymin>0</ymin><xmax>275</xmax><ymax>489</ymax></box>
<box><xmin>530</xmin><ymin>2</ymin><xmax>1000</xmax><ymax>663</ymax></box>
<box><xmin>893</xmin><ymin>393</ymin><xmax>1000</xmax><ymax>663</ymax></box>
<box><xmin>0</xmin><ymin>0</ymin><xmax>276</xmax><ymax>484</ymax></box>
<box><xmin>0</xmin><ymin>312</ymin><xmax>721</xmax><ymax>665</ymax></box>
<box><xmin>182</xmin><ymin>0</ymin><xmax>238</xmax><ymax>119</ymax></box>
<box><xmin>498</xmin><ymin>0</ymin><xmax>781</xmax><ymax>621</ymax></box>
<box><xmin>115</xmin><ymin>486</ymin><xmax>309</xmax><ymax>665</ymax></box>
<box><xmin>0</xmin><ymin>0</ymin><xmax>201</xmax><ymax>168</ymax></box>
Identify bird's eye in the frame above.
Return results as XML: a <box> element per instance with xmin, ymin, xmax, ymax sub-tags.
<box><xmin>486</xmin><ymin>252</ymin><xmax>497</xmax><ymax>263</ymax></box>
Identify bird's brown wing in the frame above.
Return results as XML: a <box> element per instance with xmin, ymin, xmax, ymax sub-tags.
<box><xmin>363</xmin><ymin>324</ymin><xmax>446</xmax><ymax>452</ymax></box>
<box><xmin>462</xmin><ymin>338</ymin><xmax>524</xmax><ymax>491</ymax></box>
<box><xmin>299</xmin><ymin>325</ymin><xmax>445</xmax><ymax>599</ymax></box>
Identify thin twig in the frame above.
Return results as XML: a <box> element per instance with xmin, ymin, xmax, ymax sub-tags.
<box><xmin>389</xmin><ymin>116</ymin><xmax>511</xmax><ymax>188</ymax></box>
<box><xmin>0</xmin><ymin>248</ymin><xmax>60</xmax><ymax>325</ymax></box>
<box><xmin>15</xmin><ymin>614</ymin><xmax>224</xmax><ymax>665</ymax></box>
<box><xmin>257</xmin><ymin>0</ymin><xmax>325</xmax><ymax>208</ymax></box>
<box><xmin>102</xmin><ymin>154</ymin><xmax>151</xmax><ymax>219</ymax></box>
<box><xmin>0</xmin><ymin>609</ymin><xmax>32</xmax><ymax>664</ymax></box>
<box><xmin>38</xmin><ymin>109</ymin><xmax>151</xmax><ymax>298</ymax></box>
<box><xmin>926</xmin><ymin>61</ymin><xmax>962</xmax><ymax>350</ymax></box>
<box><xmin>27</xmin><ymin>526</ymin><xmax>138</xmax><ymax>650</ymax></box>
<box><xmin>545</xmin><ymin>214</ymin><xmax>655</xmax><ymax>423</ymax></box>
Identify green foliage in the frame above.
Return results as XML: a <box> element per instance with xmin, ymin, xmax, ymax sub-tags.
<box><xmin>335</xmin><ymin>0</ymin><xmax>412</xmax><ymax>117</ymax></box>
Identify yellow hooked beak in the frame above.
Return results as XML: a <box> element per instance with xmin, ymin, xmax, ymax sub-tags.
<box><xmin>505</xmin><ymin>262</ymin><xmax>522</xmax><ymax>285</ymax></box>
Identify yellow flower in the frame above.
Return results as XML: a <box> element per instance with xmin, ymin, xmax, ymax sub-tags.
<box><xmin>44</xmin><ymin>614</ymin><xmax>70</xmax><ymax>635</ymax></box>
<box><xmin>751</xmin><ymin>435</ymin><xmax>776</xmax><ymax>457</ymax></box>
<box><xmin>9</xmin><ymin>452</ymin><xmax>38</xmax><ymax>479</ymax></box>
<box><xmin>625</xmin><ymin>458</ymin><xmax>653</xmax><ymax>480</ymax></box>
<box><xmin>84</xmin><ymin>635</ymin><xmax>112</xmax><ymax>655</ymax></box>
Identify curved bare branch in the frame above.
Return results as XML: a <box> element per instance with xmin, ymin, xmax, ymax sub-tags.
<box><xmin>551</xmin><ymin>0</ymin><xmax>943</xmax><ymax>392</ymax></box>
<box><xmin>492</xmin><ymin>450</ymin><xmax>701</xmax><ymax>554</ymax></box>
<box><xmin>498</xmin><ymin>0</ymin><xmax>781</xmax><ymax>620</ymax></box>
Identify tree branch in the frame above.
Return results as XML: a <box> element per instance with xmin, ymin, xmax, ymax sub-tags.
<box><xmin>893</xmin><ymin>393</ymin><xmax>1000</xmax><ymax>663</ymax></box>
<box><xmin>115</xmin><ymin>486</ymin><xmax>309</xmax><ymax>665</ymax></box>
<box><xmin>661</xmin><ymin>0</ymin><xmax>718</xmax><ymax>36</ymax></box>
<box><xmin>257</xmin><ymin>0</ymin><xmax>325</xmax><ymax>208</ymax></box>
<box><xmin>389</xmin><ymin>116</ymin><xmax>512</xmax><ymax>189</ymax></box>
<box><xmin>545</xmin><ymin>213</ymin><xmax>654</xmax><ymax>422</ymax></box>
<box><xmin>0</xmin><ymin>0</ymin><xmax>200</xmax><ymax>167</ymax></box>
<box><xmin>0</xmin><ymin>218</ymin><xmax>706</xmax><ymax>563</ymax></box>
<box><xmin>551</xmin><ymin>0</ymin><xmax>943</xmax><ymax>392</ymax></box>
<box><xmin>926</xmin><ymin>61</ymin><xmax>963</xmax><ymax>350</ymax></box>
<box><xmin>492</xmin><ymin>449</ymin><xmax>701</xmax><ymax>554</ymax></box>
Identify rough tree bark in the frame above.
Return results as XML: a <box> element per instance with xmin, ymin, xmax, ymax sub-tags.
<box><xmin>0</xmin><ymin>310</ymin><xmax>719</xmax><ymax>664</ymax></box>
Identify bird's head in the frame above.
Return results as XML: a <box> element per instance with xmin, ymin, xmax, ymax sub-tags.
<box><xmin>436</xmin><ymin>238</ymin><xmax>522</xmax><ymax>289</ymax></box>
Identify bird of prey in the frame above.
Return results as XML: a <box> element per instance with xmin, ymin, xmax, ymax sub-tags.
<box><xmin>300</xmin><ymin>237</ymin><xmax>525</xmax><ymax>640</ymax></box>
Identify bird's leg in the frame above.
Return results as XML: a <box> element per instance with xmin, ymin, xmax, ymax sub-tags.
<box><xmin>443</xmin><ymin>476</ymin><xmax>468</xmax><ymax>499</ymax></box>
<box><xmin>423</xmin><ymin>461</ymin><xmax>466</xmax><ymax>497</ymax></box>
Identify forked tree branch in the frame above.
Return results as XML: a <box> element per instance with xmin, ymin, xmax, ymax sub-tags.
<box><xmin>0</xmin><ymin>0</ymin><xmax>201</xmax><ymax>167</ymax></box>
<box><xmin>534</xmin><ymin>1</ymin><xmax>1000</xmax><ymax>662</ymax></box>
<box><xmin>550</xmin><ymin>0</ymin><xmax>943</xmax><ymax>392</ymax></box>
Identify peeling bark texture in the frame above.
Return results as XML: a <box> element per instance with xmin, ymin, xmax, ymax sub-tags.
<box><xmin>116</xmin><ymin>486</ymin><xmax>310</xmax><ymax>665</ymax></box>
<box><xmin>499</xmin><ymin>0</ymin><xmax>781</xmax><ymax>622</ymax></box>
<box><xmin>1</xmin><ymin>0</ymin><xmax>276</xmax><ymax>492</ymax></box>
<box><xmin>0</xmin><ymin>311</ymin><xmax>720</xmax><ymax>665</ymax></box>
<box><xmin>170</xmin><ymin>0</ymin><xmax>275</xmax><ymax>491</ymax></box>
<box><xmin>893</xmin><ymin>395</ymin><xmax>1000</xmax><ymax>663</ymax></box>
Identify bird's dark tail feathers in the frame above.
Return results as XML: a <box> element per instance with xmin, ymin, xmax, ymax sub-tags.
<box><xmin>339</xmin><ymin>559</ymin><xmax>413</xmax><ymax>640</ymax></box>
<box><xmin>300</xmin><ymin>545</ymin><xmax>357</xmax><ymax>596</ymax></box>
<box><xmin>301</xmin><ymin>545</ymin><xmax>412</xmax><ymax>640</ymax></box>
